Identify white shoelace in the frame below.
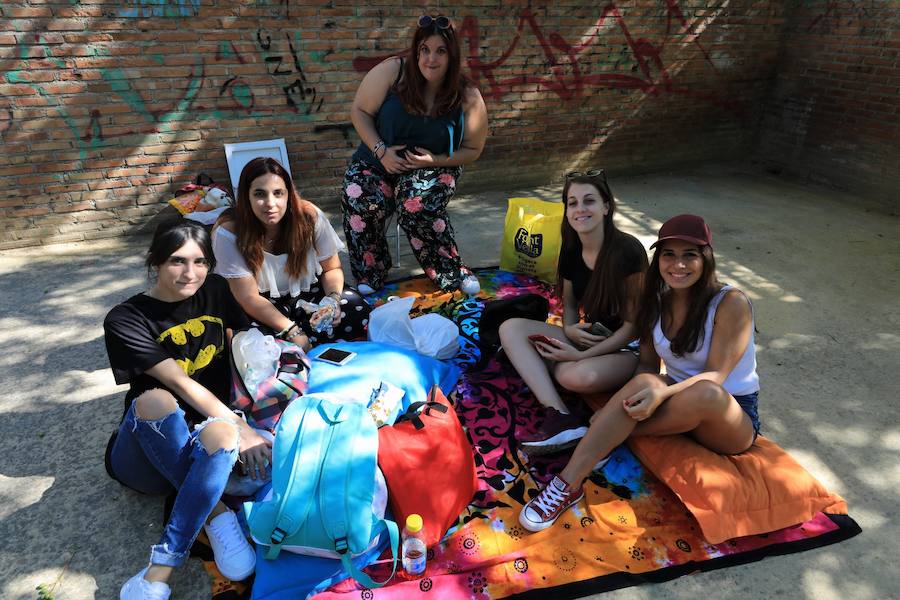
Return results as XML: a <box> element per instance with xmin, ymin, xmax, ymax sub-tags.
<box><xmin>207</xmin><ymin>513</ymin><xmax>246</xmax><ymax>557</ymax></box>
<box><xmin>532</xmin><ymin>480</ymin><xmax>569</xmax><ymax>517</ymax></box>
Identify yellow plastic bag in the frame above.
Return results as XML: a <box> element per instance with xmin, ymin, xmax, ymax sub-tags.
<box><xmin>499</xmin><ymin>197</ymin><xmax>564</xmax><ymax>283</ymax></box>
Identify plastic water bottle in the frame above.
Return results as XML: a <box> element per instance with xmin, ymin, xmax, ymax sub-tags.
<box><xmin>401</xmin><ymin>513</ymin><xmax>427</xmax><ymax>578</ymax></box>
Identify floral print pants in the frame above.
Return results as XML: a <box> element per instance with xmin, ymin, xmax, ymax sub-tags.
<box><xmin>340</xmin><ymin>159</ymin><xmax>472</xmax><ymax>291</ymax></box>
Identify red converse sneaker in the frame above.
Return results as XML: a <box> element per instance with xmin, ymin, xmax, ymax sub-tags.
<box><xmin>519</xmin><ymin>475</ymin><xmax>584</xmax><ymax>532</ymax></box>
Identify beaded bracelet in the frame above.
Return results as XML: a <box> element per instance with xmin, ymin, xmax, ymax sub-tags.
<box><xmin>276</xmin><ymin>321</ymin><xmax>297</xmax><ymax>339</ymax></box>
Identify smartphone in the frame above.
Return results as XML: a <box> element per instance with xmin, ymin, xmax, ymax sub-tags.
<box><xmin>590</xmin><ymin>322</ymin><xmax>613</xmax><ymax>337</ymax></box>
<box><xmin>314</xmin><ymin>348</ymin><xmax>356</xmax><ymax>366</ymax></box>
<box><xmin>528</xmin><ymin>334</ymin><xmax>556</xmax><ymax>346</ymax></box>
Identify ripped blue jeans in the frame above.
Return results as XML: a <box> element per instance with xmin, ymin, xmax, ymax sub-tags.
<box><xmin>108</xmin><ymin>400</ymin><xmax>239</xmax><ymax>568</ymax></box>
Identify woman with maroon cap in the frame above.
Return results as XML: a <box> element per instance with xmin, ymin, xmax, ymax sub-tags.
<box><xmin>519</xmin><ymin>214</ymin><xmax>761</xmax><ymax>533</ymax></box>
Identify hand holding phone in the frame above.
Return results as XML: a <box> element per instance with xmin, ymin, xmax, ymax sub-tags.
<box><xmin>589</xmin><ymin>321</ymin><xmax>613</xmax><ymax>337</ymax></box>
<box><xmin>528</xmin><ymin>334</ymin><xmax>557</xmax><ymax>346</ymax></box>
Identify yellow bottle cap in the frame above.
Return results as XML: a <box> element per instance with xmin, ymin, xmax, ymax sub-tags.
<box><xmin>406</xmin><ymin>513</ymin><xmax>423</xmax><ymax>533</ymax></box>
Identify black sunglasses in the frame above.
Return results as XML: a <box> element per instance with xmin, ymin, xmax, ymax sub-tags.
<box><xmin>566</xmin><ymin>169</ymin><xmax>607</xmax><ymax>180</ymax></box>
<box><xmin>418</xmin><ymin>14</ymin><xmax>451</xmax><ymax>29</ymax></box>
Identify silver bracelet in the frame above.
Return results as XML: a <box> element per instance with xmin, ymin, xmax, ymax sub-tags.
<box><xmin>372</xmin><ymin>140</ymin><xmax>385</xmax><ymax>158</ymax></box>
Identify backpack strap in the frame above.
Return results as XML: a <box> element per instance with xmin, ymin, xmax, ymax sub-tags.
<box><xmin>265</xmin><ymin>397</ymin><xmax>328</xmax><ymax>559</ymax></box>
<box><xmin>339</xmin><ymin>518</ymin><xmax>399</xmax><ymax>589</ymax></box>
<box><xmin>319</xmin><ymin>402</ymin><xmax>366</xmax><ymax>548</ymax></box>
<box><xmin>319</xmin><ymin>403</ymin><xmax>399</xmax><ymax>588</ymax></box>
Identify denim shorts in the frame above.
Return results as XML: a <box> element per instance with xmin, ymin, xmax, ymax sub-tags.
<box><xmin>734</xmin><ymin>391</ymin><xmax>761</xmax><ymax>442</ymax></box>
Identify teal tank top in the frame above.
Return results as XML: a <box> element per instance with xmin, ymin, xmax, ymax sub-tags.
<box><xmin>353</xmin><ymin>82</ymin><xmax>465</xmax><ymax>174</ymax></box>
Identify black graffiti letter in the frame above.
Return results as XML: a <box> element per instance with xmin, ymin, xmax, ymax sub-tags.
<box><xmin>265</xmin><ymin>56</ymin><xmax>292</xmax><ymax>76</ymax></box>
<box><xmin>256</xmin><ymin>29</ymin><xmax>272</xmax><ymax>51</ymax></box>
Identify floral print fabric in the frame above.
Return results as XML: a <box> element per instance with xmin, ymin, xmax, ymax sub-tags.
<box><xmin>340</xmin><ymin>159</ymin><xmax>471</xmax><ymax>291</ymax></box>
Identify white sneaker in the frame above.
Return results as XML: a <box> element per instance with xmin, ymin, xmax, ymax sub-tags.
<box><xmin>460</xmin><ymin>275</ymin><xmax>480</xmax><ymax>296</ymax></box>
<box><xmin>120</xmin><ymin>567</ymin><xmax>171</xmax><ymax>600</ymax></box>
<box><xmin>357</xmin><ymin>283</ymin><xmax>377</xmax><ymax>295</ymax></box>
<box><xmin>204</xmin><ymin>510</ymin><xmax>256</xmax><ymax>581</ymax></box>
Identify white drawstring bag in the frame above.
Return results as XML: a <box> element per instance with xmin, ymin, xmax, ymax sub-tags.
<box><xmin>368</xmin><ymin>296</ymin><xmax>459</xmax><ymax>360</ymax></box>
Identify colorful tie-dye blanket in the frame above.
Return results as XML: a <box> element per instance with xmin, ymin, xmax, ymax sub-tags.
<box><xmin>201</xmin><ymin>268</ymin><xmax>860</xmax><ymax>599</ymax></box>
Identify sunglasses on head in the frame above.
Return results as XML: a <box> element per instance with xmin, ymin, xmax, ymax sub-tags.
<box><xmin>418</xmin><ymin>14</ymin><xmax>451</xmax><ymax>29</ymax></box>
<box><xmin>566</xmin><ymin>169</ymin><xmax>607</xmax><ymax>180</ymax></box>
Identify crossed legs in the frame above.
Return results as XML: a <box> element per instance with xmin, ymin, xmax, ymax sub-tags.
<box><xmin>498</xmin><ymin>317</ymin><xmax>637</xmax><ymax>413</ymax></box>
<box><xmin>560</xmin><ymin>373</ymin><xmax>756</xmax><ymax>487</ymax></box>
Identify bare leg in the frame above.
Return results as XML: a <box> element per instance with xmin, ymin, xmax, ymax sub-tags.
<box><xmin>559</xmin><ymin>373</ymin><xmax>667</xmax><ymax>485</ymax></box>
<box><xmin>631</xmin><ymin>380</ymin><xmax>756</xmax><ymax>454</ymax></box>
<box><xmin>560</xmin><ymin>377</ymin><xmax>755</xmax><ymax>486</ymax></box>
<box><xmin>499</xmin><ymin>318</ymin><xmax>570</xmax><ymax>413</ymax></box>
<box><xmin>554</xmin><ymin>352</ymin><xmax>638</xmax><ymax>395</ymax></box>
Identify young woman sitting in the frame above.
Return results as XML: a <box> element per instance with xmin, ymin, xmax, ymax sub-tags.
<box><xmin>213</xmin><ymin>157</ymin><xmax>369</xmax><ymax>350</ymax></box>
<box><xmin>104</xmin><ymin>221</ymin><xmax>267</xmax><ymax>599</ymax></box>
<box><xmin>499</xmin><ymin>170</ymin><xmax>648</xmax><ymax>454</ymax></box>
<box><xmin>519</xmin><ymin>214</ymin><xmax>761</xmax><ymax>532</ymax></box>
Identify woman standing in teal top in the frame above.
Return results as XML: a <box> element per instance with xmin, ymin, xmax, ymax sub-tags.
<box><xmin>341</xmin><ymin>14</ymin><xmax>488</xmax><ymax>295</ymax></box>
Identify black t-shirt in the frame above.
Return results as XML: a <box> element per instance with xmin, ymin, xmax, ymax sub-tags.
<box><xmin>558</xmin><ymin>232</ymin><xmax>646</xmax><ymax>330</ymax></box>
<box><xmin>103</xmin><ymin>274</ymin><xmax>249</xmax><ymax>425</ymax></box>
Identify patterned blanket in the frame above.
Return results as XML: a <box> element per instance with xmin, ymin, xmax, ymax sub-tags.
<box><xmin>201</xmin><ymin>268</ymin><xmax>860</xmax><ymax>599</ymax></box>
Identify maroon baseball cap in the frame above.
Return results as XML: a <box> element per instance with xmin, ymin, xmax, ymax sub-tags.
<box><xmin>650</xmin><ymin>214</ymin><xmax>713</xmax><ymax>249</ymax></box>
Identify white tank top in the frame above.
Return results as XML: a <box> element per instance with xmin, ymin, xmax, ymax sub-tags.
<box><xmin>653</xmin><ymin>285</ymin><xmax>759</xmax><ymax>396</ymax></box>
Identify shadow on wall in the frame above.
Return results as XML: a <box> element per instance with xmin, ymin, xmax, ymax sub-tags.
<box><xmin>0</xmin><ymin>0</ymin><xmax>768</xmax><ymax>248</ymax></box>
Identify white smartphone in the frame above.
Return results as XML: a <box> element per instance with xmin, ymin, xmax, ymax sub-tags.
<box><xmin>314</xmin><ymin>348</ymin><xmax>356</xmax><ymax>366</ymax></box>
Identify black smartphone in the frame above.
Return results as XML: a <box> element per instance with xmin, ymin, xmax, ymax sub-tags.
<box><xmin>590</xmin><ymin>322</ymin><xmax>613</xmax><ymax>337</ymax></box>
<box><xmin>314</xmin><ymin>348</ymin><xmax>356</xmax><ymax>366</ymax></box>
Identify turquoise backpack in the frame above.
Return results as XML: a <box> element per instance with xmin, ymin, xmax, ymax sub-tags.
<box><xmin>244</xmin><ymin>393</ymin><xmax>399</xmax><ymax>587</ymax></box>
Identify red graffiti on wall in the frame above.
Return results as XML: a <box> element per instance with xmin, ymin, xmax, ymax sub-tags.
<box><xmin>353</xmin><ymin>3</ymin><xmax>734</xmax><ymax>111</ymax></box>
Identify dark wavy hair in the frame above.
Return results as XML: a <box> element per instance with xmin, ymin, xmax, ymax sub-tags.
<box><xmin>636</xmin><ymin>242</ymin><xmax>720</xmax><ymax>356</ymax></box>
<box><xmin>395</xmin><ymin>17</ymin><xmax>471</xmax><ymax>116</ymax></box>
<box><xmin>556</xmin><ymin>174</ymin><xmax>647</xmax><ymax>323</ymax></box>
<box><xmin>146</xmin><ymin>219</ymin><xmax>215</xmax><ymax>279</ymax></box>
<box><xmin>219</xmin><ymin>157</ymin><xmax>316</xmax><ymax>280</ymax></box>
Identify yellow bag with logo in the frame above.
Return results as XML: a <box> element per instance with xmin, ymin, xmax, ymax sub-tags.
<box><xmin>499</xmin><ymin>197</ymin><xmax>564</xmax><ymax>283</ymax></box>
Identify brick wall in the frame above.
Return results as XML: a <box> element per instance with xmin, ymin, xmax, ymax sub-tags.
<box><xmin>756</xmin><ymin>1</ymin><xmax>899</xmax><ymax>203</ymax></box>
<box><xmin>0</xmin><ymin>0</ymin><xmax>791</xmax><ymax>249</ymax></box>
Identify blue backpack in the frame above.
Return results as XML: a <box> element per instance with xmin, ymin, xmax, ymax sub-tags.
<box><xmin>245</xmin><ymin>393</ymin><xmax>399</xmax><ymax>587</ymax></box>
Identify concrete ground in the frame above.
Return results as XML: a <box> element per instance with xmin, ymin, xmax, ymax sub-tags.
<box><xmin>0</xmin><ymin>163</ymin><xmax>896</xmax><ymax>599</ymax></box>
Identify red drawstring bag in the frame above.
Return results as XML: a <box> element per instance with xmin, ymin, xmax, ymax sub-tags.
<box><xmin>377</xmin><ymin>386</ymin><xmax>478</xmax><ymax>547</ymax></box>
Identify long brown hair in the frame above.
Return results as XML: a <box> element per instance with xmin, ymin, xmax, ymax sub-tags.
<box><xmin>395</xmin><ymin>17</ymin><xmax>470</xmax><ymax>116</ymax></box>
<box><xmin>556</xmin><ymin>173</ymin><xmax>647</xmax><ymax>322</ymax></box>
<box><xmin>220</xmin><ymin>157</ymin><xmax>316</xmax><ymax>280</ymax></box>
<box><xmin>636</xmin><ymin>243</ymin><xmax>720</xmax><ymax>355</ymax></box>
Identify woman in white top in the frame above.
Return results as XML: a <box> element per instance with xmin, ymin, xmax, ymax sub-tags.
<box><xmin>519</xmin><ymin>214</ymin><xmax>760</xmax><ymax>533</ymax></box>
<box><xmin>212</xmin><ymin>157</ymin><xmax>370</xmax><ymax>350</ymax></box>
